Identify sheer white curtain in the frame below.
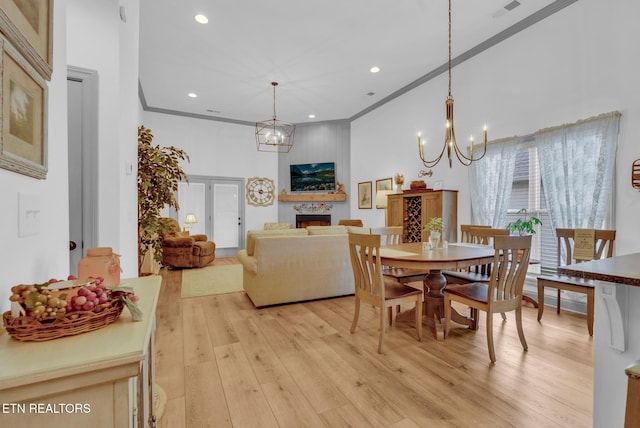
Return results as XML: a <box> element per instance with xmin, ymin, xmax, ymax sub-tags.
<box><xmin>536</xmin><ymin>112</ymin><xmax>620</xmax><ymax>232</ymax></box>
<box><xmin>469</xmin><ymin>137</ymin><xmax>518</xmax><ymax>228</ymax></box>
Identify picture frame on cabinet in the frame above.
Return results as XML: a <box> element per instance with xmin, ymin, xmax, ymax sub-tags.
<box><xmin>0</xmin><ymin>36</ymin><xmax>48</xmax><ymax>179</ymax></box>
<box><xmin>358</xmin><ymin>181</ymin><xmax>372</xmax><ymax>209</ymax></box>
<box><xmin>0</xmin><ymin>0</ymin><xmax>52</xmax><ymax>80</ymax></box>
<box><xmin>433</xmin><ymin>180</ymin><xmax>443</xmax><ymax>191</ymax></box>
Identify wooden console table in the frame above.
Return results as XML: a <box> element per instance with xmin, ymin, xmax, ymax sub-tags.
<box><xmin>0</xmin><ymin>275</ymin><xmax>162</xmax><ymax>428</ymax></box>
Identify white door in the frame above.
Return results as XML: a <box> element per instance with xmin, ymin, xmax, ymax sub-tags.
<box><xmin>177</xmin><ymin>177</ymin><xmax>244</xmax><ymax>257</ymax></box>
<box><xmin>213</xmin><ymin>182</ymin><xmax>240</xmax><ymax>252</ymax></box>
<box><xmin>67</xmin><ymin>68</ymin><xmax>98</xmax><ymax>275</ymax></box>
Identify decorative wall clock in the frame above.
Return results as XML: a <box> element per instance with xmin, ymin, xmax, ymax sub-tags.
<box><xmin>246</xmin><ymin>177</ymin><xmax>276</xmax><ymax>206</ymax></box>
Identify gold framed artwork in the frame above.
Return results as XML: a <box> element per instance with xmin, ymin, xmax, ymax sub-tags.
<box><xmin>0</xmin><ymin>35</ymin><xmax>47</xmax><ymax>179</ymax></box>
<box><xmin>0</xmin><ymin>0</ymin><xmax>52</xmax><ymax>80</ymax></box>
<box><xmin>376</xmin><ymin>177</ymin><xmax>392</xmax><ymax>192</ymax></box>
<box><xmin>358</xmin><ymin>181</ymin><xmax>372</xmax><ymax>209</ymax></box>
<box><xmin>375</xmin><ymin>177</ymin><xmax>393</xmax><ymax>208</ymax></box>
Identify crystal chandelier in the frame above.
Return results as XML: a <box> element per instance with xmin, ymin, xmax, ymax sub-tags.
<box><xmin>418</xmin><ymin>0</ymin><xmax>487</xmax><ymax>168</ymax></box>
<box><xmin>255</xmin><ymin>82</ymin><xmax>295</xmax><ymax>153</ymax></box>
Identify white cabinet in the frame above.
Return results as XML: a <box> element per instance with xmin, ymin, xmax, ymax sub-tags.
<box><xmin>0</xmin><ymin>275</ymin><xmax>161</xmax><ymax>428</ymax></box>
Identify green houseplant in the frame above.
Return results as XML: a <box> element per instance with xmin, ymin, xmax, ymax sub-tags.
<box><xmin>424</xmin><ymin>217</ymin><xmax>444</xmax><ymax>248</ymax></box>
<box><xmin>137</xmin><ymin>125</ymin><xmax>190</xmax><ymax>274</ymax></box>
<box><xmin>508</xmin><ymin>208</ymin><xmax>542</xmax><ymax>235</ymax></box>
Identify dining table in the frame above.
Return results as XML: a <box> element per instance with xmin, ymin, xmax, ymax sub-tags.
<box><xmin>379</xmin><ymin>242</ymin><xmax>496</xmax><ymax>340</ymax></box>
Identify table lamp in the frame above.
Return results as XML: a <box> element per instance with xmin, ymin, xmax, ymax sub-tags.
<box><xmin>184</xmin><ymin>213</ymin><xmax>197</xmax><ymax>231</ymax></box>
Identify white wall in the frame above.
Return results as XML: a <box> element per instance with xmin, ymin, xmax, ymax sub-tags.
<box><xmin>139</xmin><ymin>111</ymin><xmax>279</xmax><ymax>232</ymax></box>
<box><xmin>352</xmin><ymin>0</ymin><xmax>640</xmax><ymax>256</ymax></box>
<box><xmin>66</xmin><ymin>0</ymin><xmax>140</xmax><ymax>277</ymax></box>
<box><xmin>0</xmin><ymin>0</ymin><xmax>69</xmax><ymax>311</ymax></box>
<box><xmin>0</xmin><ymin>0</ymin><xmax>141</xmax><ymax>312</ymax></box>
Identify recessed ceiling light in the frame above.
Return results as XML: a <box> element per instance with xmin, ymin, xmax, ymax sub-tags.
<box><xmin>188</xmin><ymin>92</ymin><xmax>197</xmax><ymax>98</ymax></box>
<box><xmin>308</xmin><ymin>114</ymin><xmax>316</xmax><ymax>119</ymax></box>
<box><xmin>370</xmin><ymin>66</ymin><xmax>380</xmax><ymax>73</ymax></box>
<box><xmin>195</xmin><ymin>14</ymin><xmax>208</xmax><ymax>24</ymax></box>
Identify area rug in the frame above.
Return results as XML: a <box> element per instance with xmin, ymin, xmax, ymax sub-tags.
<box><xmin>181</xmin><ymin>264</ymin><xmax>243</xmax><ymax>298</ymax></box>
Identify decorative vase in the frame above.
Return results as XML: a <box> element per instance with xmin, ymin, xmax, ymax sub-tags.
<box><xmin>429</xmin><ymin>231</ymin><xmax>441</xmax><ymax>249</ymax></box>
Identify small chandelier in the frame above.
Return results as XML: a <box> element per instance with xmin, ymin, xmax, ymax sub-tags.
<box><xmin>256</xmin><ymin>82</ymin><xmax>295</xmax><ymax>153</ymax></box>
<box><xmin>418</xmin><ymin>0</ymin><xmax>487</xmax><ymax>168</ymax></box>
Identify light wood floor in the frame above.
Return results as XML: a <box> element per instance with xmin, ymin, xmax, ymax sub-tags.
<box><xmin>155</xmin><ymin>257</ymin><xmax>593</xmax><ymax>427</ymax></box>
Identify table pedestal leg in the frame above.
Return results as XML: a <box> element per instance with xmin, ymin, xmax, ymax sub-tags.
<box><xmin>423</xmin><ymin>270</ymin><xmax>478</xmax><ymax>338</ymax></box>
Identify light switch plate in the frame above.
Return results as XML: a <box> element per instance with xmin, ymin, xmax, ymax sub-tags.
<box><xmin>19</xmin><ymin>193</ymin><xmax>40</xmax><ymax>237</ymax></box>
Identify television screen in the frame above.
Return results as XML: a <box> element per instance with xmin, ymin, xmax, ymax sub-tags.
<box><xmin>290</xmin><ymin>162</ymin><xmax>336</xmax><ymax>192</ymax></box>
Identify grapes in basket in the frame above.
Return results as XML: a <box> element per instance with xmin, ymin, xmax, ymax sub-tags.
<box><xmin>9</xmin><ymin>275</ymin><xmax>141</xmax><ymax>322</ymax></box>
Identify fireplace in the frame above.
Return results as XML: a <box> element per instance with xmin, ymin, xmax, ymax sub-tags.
<box><xmin>296</xmin><ymin>214</ymin><xmax>331</xmax><ymax>228</ymax></box>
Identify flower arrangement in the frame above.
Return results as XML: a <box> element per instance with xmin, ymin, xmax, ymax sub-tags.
<box><xmin>394</xmin><ymin>173</ymin><xmax>405</xmax><ymax>186</ymax></box>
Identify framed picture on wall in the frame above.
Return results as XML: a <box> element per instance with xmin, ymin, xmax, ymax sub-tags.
<box><xmin>376</xmin><ymin>177</ymin><xmax>392</xmax><ymax>192</ymax></box>
<box><xmin>358</xmin><ymin>181</ymin><xmax>372</xmax><ymax>209</ymax></box>
<box><xmin>0</xmin><ymin>36</ymin><xmax>48</xmax><ymax>179</ymax></box>
<box><xmin>0</xmin><ymin>0</ymin><xmax>53</xmax><ymax>80</ymax></box>
<box><xmin>375</xmin><ymin>177</ymin><xmax>393</xmax><ymax>208</ymax></box>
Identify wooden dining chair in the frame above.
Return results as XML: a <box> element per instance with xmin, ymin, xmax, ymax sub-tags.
<box><xmin>444</xmin><ymin>235</ymin><xmax>532</xmax><ymax>363</ymax></box>
<box><xmin>338</xmin><ymin>219</ymin><xmax>364</xmax><ymax>227</ymax></box>
<box><xmin>460</xmin><ymin>224</ymin><xmax>491</xmax><ymax>243</ymax></box>
<box><xmin>444</xmin><ymin>227</ymin><xmax>510</xmax><ymax>285</ymax></box>
<box><xmin>348</xmin><ymin>232</ymin><xmax>423</xmax><ymax>353</ymax></box>
<box><xmin>370</xmin><ymin>226</ymin><xmax>431</xmax><ymax>285</ymax></box>
<box><xmin>537</xmin><ymin>228</ymin><xmax>616</xmax><ymax>336</ymax></box>
<box><xmin>370</xmin><ymin>226</ymin><xmax>402</xmax><ymax>245</ymax></box>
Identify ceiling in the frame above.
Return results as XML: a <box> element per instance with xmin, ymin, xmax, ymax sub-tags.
<box><xmin>139</xmin><ymin>0</ymin><xmax>573</xmax><ymax>126</ymax></box>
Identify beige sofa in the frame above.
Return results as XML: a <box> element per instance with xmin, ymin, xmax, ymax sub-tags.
<box><xmin>237</xmin><ymin>226</ymin><xmax>364</xmax><ymax>307</ymax></box>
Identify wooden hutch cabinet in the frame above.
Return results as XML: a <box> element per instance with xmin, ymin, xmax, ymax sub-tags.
<box><xmin>386</xmin><ymin>190</ymin><xmax>458</xmax><ymax>243</ymax></box>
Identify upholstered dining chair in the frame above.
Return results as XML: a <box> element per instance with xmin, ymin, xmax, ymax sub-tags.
<box><xmin>348</xmin><ymin>232</ymin><xmax>423</xmax><ymax>353</ymax></box>
<box><xmin>537</xmin><ymin>228</ymin><xmax>616</xmax><ymax>336</ymax></box>
<box><xmin>444</xmin><ymin>235</ymin><xmax>532</xmax><ymax>363</ymax></box>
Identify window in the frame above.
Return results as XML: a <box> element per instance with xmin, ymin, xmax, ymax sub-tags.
<box><xmin>505</xmin><ymin>146</ymin><xmax>554</xmax><ymax>275</ymax></box>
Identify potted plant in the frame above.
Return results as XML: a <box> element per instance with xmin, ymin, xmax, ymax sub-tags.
<box><xmin>508</xmin><ymin>208</ymin><xmax>542</xmax><ymax>235</ymax></box>
<box><xmin>137</xmin><ymin>125</ymin><xmax>190</xmax><ymax>274</ymax></box>
<box><xmin>424</xmin><ymin>217</ymin><xmax>444</xmax><ymax>248</ymax></box>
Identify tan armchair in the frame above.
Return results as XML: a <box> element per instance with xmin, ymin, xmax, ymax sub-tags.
<box><xmin>159</xmin><ymin>217</ymin><xmax>216</xmax><ymax>268</ymax></box>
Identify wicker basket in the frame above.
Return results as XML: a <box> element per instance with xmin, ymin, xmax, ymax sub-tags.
<box><xmin>2</xmin><ymin>299</ymin><xmax>124</xmax><ymax>342</ymax></box>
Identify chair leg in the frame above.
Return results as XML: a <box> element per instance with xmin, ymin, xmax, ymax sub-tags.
<box><xmin>415</xmin><ymin>297</ymin><xmax>423</xmax><ymax>342</ymax></box>
<box><xmin>516</xmin><ymin>306</ymin><xmax>528</xmax><ymax>351</ymax></box>
<box><xmin>443</xmin><ymin>294</ymin><xmax>451</xmax><ymax>338</ymax></box>
<box><xmin>486</xmin><ymin>312</ymin><xmax>496</xmax><ymax>363</ymax></box>
<box><xmin>587</xmin><ymin>289</ymin><xmax>594</xmax><ymax>336</ymax></box>
<box><xmin>350</xmin><ymin>298</ymin><xmax>361</xmax><ymax>334</ymax></box>
<box><xmin>537</xmin><ymin>282</ymin><xmax>545</xmax><ymax>321</ymax></box>
<box><xmin>470</xmin><ymin>308</ymin><xmax>479</xmax><ymax>330</ymax></box>
<box><xmin>378</xmin><ymin>306</ymin><xmax>386</xmax><ymax>354</ymax></box>
<box><xmin>557</xmin><ymin>288</ymin><xmax>561</xmax><ymax>314</ymax></box>
<box><xmin>500</xmin><ymin>312</ymin><xmax>506</xmax><ymax>321</ymax></box>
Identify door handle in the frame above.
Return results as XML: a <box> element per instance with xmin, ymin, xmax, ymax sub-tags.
<box><xmin>69</xmin><ymin>240</ymin><xmax>77</xmax><ymax>251</ymax></box>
